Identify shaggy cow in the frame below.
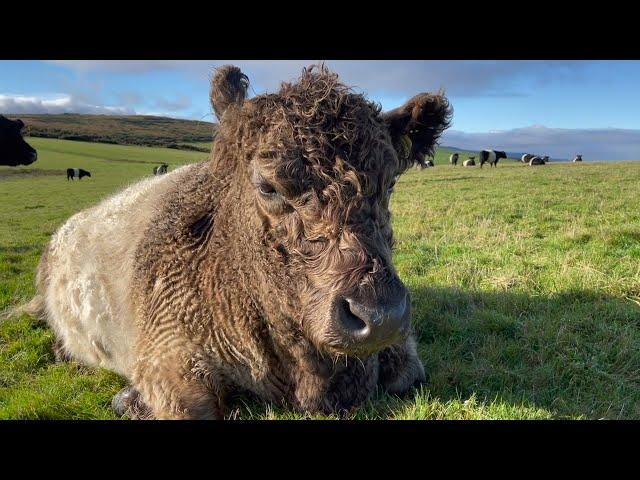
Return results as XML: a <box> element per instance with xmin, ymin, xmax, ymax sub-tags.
<box><xmin>26</xmin><ymin>65</ymin><xmax>452</xmax><ymax>419</ymax></box>
<box><xmin>573</xmin><ymin>154</ymin><xmax>583</xmax><ymax>162</ymax></box>
<box><xmin>529</xmin><ymin>156</ymin><xmax>545</xmax><ymax>166</ymax></box>
<box><xmin>479</xmin><ymin>149</ymin><xmax>507</xmax><ymax>168</ymax></box>
<box><xmin>0</xmin><ymin>116</ymin><xmax>37</xmax><ymax>167</ymax></box>
<box><xmin>67</xmin><ymin>168</ymin><xmax>91</xmax><ymax>180</ymax></box>
<box><xmin>463</xmin><ymin>157</ymin><xmax>476</xmax><ymax>167</ymax></box>
<box><xmin>154</xmin><ymin>164</ymin><xmax>168</xmax><ymax>175</ymax></box>
<box><xmin>449</xmin><ymin>153</ymin><xmax>459</xmax><ymax>166</ymax></box>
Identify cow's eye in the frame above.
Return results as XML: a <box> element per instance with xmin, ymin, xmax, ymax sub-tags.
<box><xmin>257</xmin><ymin>182</ymin><xmax>278</xmax><ymax>197</ymax></box>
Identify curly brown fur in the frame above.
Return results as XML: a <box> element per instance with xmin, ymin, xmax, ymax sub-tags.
<box><xmin>34</xmin><ymin>64</ymin><xmax>452</xmax><ymax>419</ymax></box>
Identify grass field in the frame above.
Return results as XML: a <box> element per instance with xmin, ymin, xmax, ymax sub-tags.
<box><xmin>1</xmin><ymin>138</ymin><xmax>639</xmax><ymax>419</ymax></box>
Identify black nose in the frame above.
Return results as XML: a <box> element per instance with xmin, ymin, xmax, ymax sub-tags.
<box><xmin>339</xmin><ymin>289</ymin><xmax>410</xmax><ymax>351</ymax></box>
<box><xmin>29</xmin><ymin>151</ymin><xmax>37</xmax><ymax>163</ymax></box>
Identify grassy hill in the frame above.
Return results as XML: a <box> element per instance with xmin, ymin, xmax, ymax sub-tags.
<box><xmin>1</xmin><ymin>138</ymin><xmax>639</xmax><ymax>419</ymax></box>
<box><xmin>6</xmin><ymin>114</ymin><xmax>216</xmax><ymax>151</ymax></box>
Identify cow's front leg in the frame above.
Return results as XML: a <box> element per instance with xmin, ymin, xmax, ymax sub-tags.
<box><xmin>112</xmin><ymin>386</ymin><xmax>153</xmax><ymax>419</ymax></box>
<box><xmin>377</xmin><ymin>335</ymin><xmax>426</xmax><ymax>396</ymax></box>
<box><xmin>132</xmin><ymin>349</ymin><xmax>226</xmax><ymax>420</ymax></box>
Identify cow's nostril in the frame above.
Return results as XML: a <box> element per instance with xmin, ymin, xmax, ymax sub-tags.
<box><xmin>337</xmin><ymin>292</ymin><xmax>409</xmax><ymax>351</ymax></box>
<box><xmin>340</xmin><ymin>299</ymin><xmax>369</xmax><ymax>336</ymax></box>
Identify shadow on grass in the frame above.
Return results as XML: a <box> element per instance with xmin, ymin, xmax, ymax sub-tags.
<box><xmin>0</xmin><ymin>168</ymin><xmax>64</xmax><ymax>181</ymax></box>
<box><xmin>231</xmin><ymin>286</ymin><xmax>640</xmax><ymax>419</ymax></box>
<box><xmin>0</xmin><ymin>244</ymin><xmax>42</xmax><ymax>255</ymax></box>
<box><xmin>402</xmin><ymin>285</ymin><xmax>640</xmax><ymax>419</ymax></box>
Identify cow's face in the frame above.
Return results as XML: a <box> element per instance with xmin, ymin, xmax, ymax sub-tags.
<box><xmin>211</xmin><ymin>65</ymin><xmax>451</xmax><ymax>357</ymax></box>
<box><xmin>0</xmin><ymin>117</ymin><xmax>37</xmax><ymax>167</ymax></box>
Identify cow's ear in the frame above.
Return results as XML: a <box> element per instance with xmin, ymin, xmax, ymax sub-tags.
<box><xmin>382</xmin><ymin>92</ymin><xmax>452</xmax><ymax>169</ymax></box>
<box><xmin>210</xmin><ymin>65</ymin><xmax>249</xmax><ymax>121</ymax></box>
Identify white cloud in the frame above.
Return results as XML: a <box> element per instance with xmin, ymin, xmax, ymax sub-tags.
<box><xmin>442</xmin><ymin>125</ymin><xmax>640</xmax><ymax>161</ymax></box>
<box><xmin>0</xmin><ymin>93</ymin><xmax>136</xmax><ymax>115</ymax></box>
<box><xmin>46</xmin><ymin>60</ymin><xmax>594</xmax><ymax>99</ymax></box>
<box><xmin>154</xmin><ymin>94</ymin><xmax>192</xmax><ymax>111</ymax></box>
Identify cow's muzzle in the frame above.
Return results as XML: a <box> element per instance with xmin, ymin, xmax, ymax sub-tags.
<box><xmin>334</xmin><ymin>284</ymin><xmax>410</xmax><ymax>355</ymax></box>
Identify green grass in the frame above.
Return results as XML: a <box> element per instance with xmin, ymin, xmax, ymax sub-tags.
<box><xmin>1</xmin><ymin>138</ymin><xmax>639</xmax><ymax>419</ymax></box>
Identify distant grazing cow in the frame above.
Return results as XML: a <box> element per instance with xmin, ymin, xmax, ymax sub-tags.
<box><xmin>67</xmin><ymin>168</ymin><xmax>91</xmax><ymax>180</ymax></box>
<box><xmin>154</xmin><ymin>164</ymin><xmax>168</xmax><ymax>175</ymax></box>
<box><xmin>521</xmin><ymin>153</ymin><xmax>535</xmax><ymax>164</ymax></box>
<box><xmin>425</xmin><ymin>159</ymin><xmax>434</xmax><ymax>167</ymax></box>
<box><xmin>529</xmin><ymin>156</ymin><xmax>545</xmax><ymax>166</ymax></box>
<box><xmin>463</xmin><ymin>157</ymin><xmax>476</xmax><ymax>167</ymax></box>
<box><xmin>0</xmin><ymin>116</ymin><xmax>37</xmax><ymax>167</ymax></box>
<box><xmin>573</xmin><ymin>154</ymin><xmax>583</xmax><ymax>162</ymax></box>
<box><xmin>480</xmin><ymin>149</ymin><xmax>507</xmax><ymax>168</ymax></box>
<box><xmin>450</xmin><ymin>153</ymin><xmax>459</xmax><ymax>166</ymax></box>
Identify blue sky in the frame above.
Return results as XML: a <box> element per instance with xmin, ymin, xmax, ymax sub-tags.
<box><xmin>2</xmin><ymin>60</ymin><xmax>640</xmax><ymax>159</ymax></box>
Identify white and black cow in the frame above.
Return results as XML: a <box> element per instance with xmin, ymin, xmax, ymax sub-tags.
<box><xmin>67</xmin><ymin>168</ymin><xmax>91</xmax><ymax>180</ymax></box>
<box><xmin>480</xmin><ymin>149</ymin><xmax>507</xmax><ymax>168</ymax></box>
<box><xmin>153</xmin><ymin>164</ymin><xmax>168</xmax><ymax>175</ymax></box>
<box><xmin>573</xmin><ymin>154</ymin><xmax>583</xmax><ymax>162</ymax></box>
<box><xmin>529</xmin><ymin>156</ymin><xmax>545</xmax><ymax>166</ymax></box>
<box><xmin>415</xmin><ymin>156</ymin><xmax>434</xmax><ymax>169</ymax></box>
<box><xmin>463</xmin><ymin>157</ymin><xmax>476</xmax><ymax>167</ymax></box>
<box><xmin>521</xmin><ymin>153</ymin><xmax>535</xmax><ymax>164</ymax></box>
<box><xmin>450</xmin><ymin>153</ymin><xmax>459</xmax><ymax>166</ymax></box>
<box><xmin>0</xmin><ymin>116</ymin><xmax>38</xmax><ymax>167</ymax></box>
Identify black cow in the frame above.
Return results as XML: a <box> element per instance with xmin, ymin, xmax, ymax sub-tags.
<box><xmin>67</xmin><ymin>168</ymin><xmax>91</xmax><ymax>180</ymax></box>
<box><xmin>153</xmin><ymin>164</ymin><xmax>168</xmax><ymax>175</ymax></box>
<box><xmin>0</xmin><ymin>116</ymin><xmax>37</xmax><ymax>167</ymax></box>
<box><xmin>479</xmin><ymin>149</ymin><xmax>507</xmax><ymax>168</ymax></box>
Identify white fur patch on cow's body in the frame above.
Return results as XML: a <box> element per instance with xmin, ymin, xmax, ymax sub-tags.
<box><xmin>42</xmin><ymin>164</ymin><xmax>197</xmax><ymax>377</ymax></box>
<box><xmin>73</xmin><ymin>168</ymin><xmax>80</xmax><ymax>178</ymax></box>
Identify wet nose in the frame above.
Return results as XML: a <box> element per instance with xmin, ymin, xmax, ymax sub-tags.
<box><xmin>339</xmin><ymin>289</ymin><xmax>410</xmax><ymax>350</ymax></box>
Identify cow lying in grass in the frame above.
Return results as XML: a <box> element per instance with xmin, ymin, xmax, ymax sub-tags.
<box><xmin>27</xmin><ymin>65</ymin><xmax>452</xmax><ymax>419</ymax></box>
<box><xmin>154</xmin><ymin>164</ymin><xmax>168</xmax><ymax>175</ymax></box>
